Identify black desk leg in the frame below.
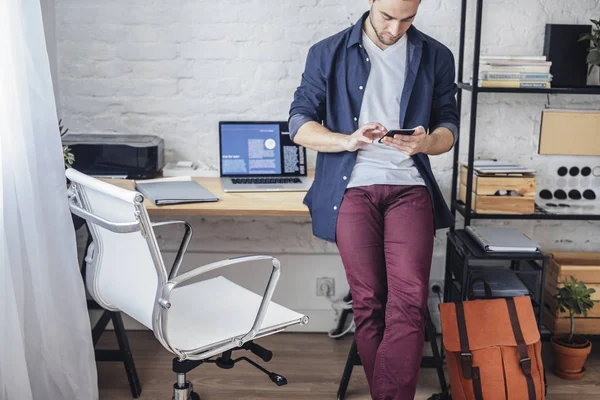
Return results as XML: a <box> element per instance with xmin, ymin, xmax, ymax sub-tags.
<box><xmin>426</xmin><ymin>310</ymin><xmax>448</xmax><ymax>392</ymax></box>
<box><xmin>337</xmin><ymin>339</ymin><xmax>360</xmax><ymax>400</ymax></box>
<box><xmin>111</xmin><ymin>312</ymin><xmax>142</xmax><ymax>398</ymax></box>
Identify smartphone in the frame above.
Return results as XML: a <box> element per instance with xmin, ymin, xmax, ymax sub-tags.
<box><xmin>378</xmin><ymin>129</ymin><xmax>415</xmax><ymax>143</ymax></box>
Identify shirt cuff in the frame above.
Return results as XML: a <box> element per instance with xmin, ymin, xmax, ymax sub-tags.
<box><xmin>432</xmin><ymin>122</ymin><xmax>458</xmax><ymax>148</ymax></box>
<box><xmin>289</xmin><ymin>114</ymin><xmax>315</xmax><ymax>141</ymax></box>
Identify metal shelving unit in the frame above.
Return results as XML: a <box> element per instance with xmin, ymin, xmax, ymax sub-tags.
<box><xmin>443</xmin><ymin>0</ymin><xmax>600</xmax><ymax>321</ymax></box>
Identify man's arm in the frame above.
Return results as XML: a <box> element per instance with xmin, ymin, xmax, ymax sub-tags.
<box><xmin>423</xmin><ymin>126</ymin><xmax>454</xmax><ymax>155</ymax></box>
<box><xmin>428</xmin><ymin>47</ymin><xmax>460</xmax><ymax>151</ymax></box>
<box><xmin>295</xmin><ymin>120</ymin><xmax>387</xmax><ymax>153</ymax></box>
<box><xmin>288</xmin><ymin>46</ymin><xmax>385</xmax><ymax>152</ymax></box>
<box><xmin>288</xmin><ymin>46</ymin><xmax>327</xmax><ymax>140</ymax></box>
<box><xmin>294</xmin><ymin>121</ymin><xmax>348</xmax><ymax>152</ymax></box>
<box><xmin>380</xmin><ymin>125</ymin><xmax>453</xmax><ymax>155</ymax></box>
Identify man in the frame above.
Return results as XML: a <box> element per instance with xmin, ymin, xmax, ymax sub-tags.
<box><xmin>288</xmin><ymin>0</ymin><xmax>458</xmax><ymax>398</ymax></box>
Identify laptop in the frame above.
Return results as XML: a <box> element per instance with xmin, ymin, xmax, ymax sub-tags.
<box><xmin>219</xmin><ymin>121</ymin><xmax>312</xmax><ymax>192</ymax></box>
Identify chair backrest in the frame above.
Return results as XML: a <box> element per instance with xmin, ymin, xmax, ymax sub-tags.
<box><xmin>66</xmin><ymin>168</ymin><xmax>167</xmax><ymax>330</ymax></box>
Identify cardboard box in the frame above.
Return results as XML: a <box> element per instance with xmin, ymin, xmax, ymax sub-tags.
<box><xmin>543</xmin><ymin>252</ymin><xmax>600</xmax><ymax>334</ymax></box>
<box><xmin>539</xmin><ymin>110</ymin><xmax>600</xmax><ymax>156</ymax></box>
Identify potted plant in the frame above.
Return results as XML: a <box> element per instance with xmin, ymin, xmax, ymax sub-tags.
<box><xmin>59</xmin><ymin>119</ymin><xmax>75</xmax><ymax>169</ymax></box>
<box><xmin>579</xmin><ymin>18</ymin><xmax>600</xmax><ymax>86</ymax></box>
<box><xmin>551</xmin><ymin>276</ymin><xmax>597</xmax><ymax>380</ymax></box>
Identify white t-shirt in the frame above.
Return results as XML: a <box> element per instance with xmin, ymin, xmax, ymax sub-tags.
<box><xmin>346</xmin><ymin>30</ymin><xmax>425</xmax><ymax>189</ymax></box>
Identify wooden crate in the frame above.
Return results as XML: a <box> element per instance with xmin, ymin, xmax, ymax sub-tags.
<box><xmin>543</xmin><ymin>252</ymin><xmax>600</xmax><ymax>334</ymax></box>
<box><xmin>459</xmin><ymin>165</ymin><xmax>535</xmax><ymax>214</ymax></box>
<box><xmin>544</xmin><ymin>307</ymin><xmax>600</xmax><ymax>335</ymax></box>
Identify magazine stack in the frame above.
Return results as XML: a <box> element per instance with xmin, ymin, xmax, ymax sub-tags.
<box><xmin>474</xmin><ymin>55</ymin><xmax>553</xmax><ymax>88</ymax></box>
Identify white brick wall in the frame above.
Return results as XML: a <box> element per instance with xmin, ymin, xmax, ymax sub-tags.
<box><xmin>56</xmin><ymin>0</ymin><xmax>600</xmax><ymax>331</ymax></box>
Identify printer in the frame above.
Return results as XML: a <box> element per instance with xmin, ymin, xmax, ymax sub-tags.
<box><xmin>62</xmin><ymin>134</ymin><xmax>165</xmax><ymax>179</ymax></box>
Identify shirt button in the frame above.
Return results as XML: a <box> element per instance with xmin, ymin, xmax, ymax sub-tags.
<box><xmin>359</xmin><ymin>86</ymin><xmax>364</xmax><ymax>90</ymax></box>
<box><xmin>343</xmin><ymin>176</ymin><xmax>347</xmax><ymax>180</ymax></box>
<box><xmin>353</xmin><ymin>117</ymin><xmax>357</xmax><ymax>122</ymax></box>
<box><xmin>366</xmin><ymin>57</ymin><xmax>370</xmax><ymax>62</ymax></box>
<box><xmin>333</xmin><ymin>206</ymin><xmax>338</xmax><ymax>211</ymax></box>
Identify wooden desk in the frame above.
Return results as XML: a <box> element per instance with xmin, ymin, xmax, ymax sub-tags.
<box><xmin>104</xmin><ymin>177</ymin><xmax>310</xmax><ymax>217</ymax></box>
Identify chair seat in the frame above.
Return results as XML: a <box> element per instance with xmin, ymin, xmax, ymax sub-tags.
<box><xmin>166</xmin><ymin>276</ymin><xmax>305</xmax><ymax>352</ymax></box>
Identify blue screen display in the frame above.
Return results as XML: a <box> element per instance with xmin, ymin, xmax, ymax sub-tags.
<box><xmin>220</xmin><ymin>124</ymin><xmax>282</xmax><ymax>175</ymax></box>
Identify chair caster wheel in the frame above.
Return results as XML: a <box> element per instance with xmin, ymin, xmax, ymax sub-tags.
<box><xmin>190</xmin><ymin>392</ymin><xmax>201</xmax><ymax>400</ymax></box>
<box><xmin>269</xmin><ymin>372</ymin><xmax>287</xmax><ymax>386</ymax></box>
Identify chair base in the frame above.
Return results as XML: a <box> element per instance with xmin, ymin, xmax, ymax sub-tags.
<box><xmin>173</xmin><ymin>381</ymin><xmax>199</xmax><ymax>400</ymax></box>
<box><xmin>172</xmin><ymin>341</ymin><xmax>288</xmax><ymax>398</ymax></box>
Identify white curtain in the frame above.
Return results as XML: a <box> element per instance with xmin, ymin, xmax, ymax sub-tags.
<box><xmin>0</xmin><ymin>1</ymin><xmax>98</xmax><ymax>399</ymax></box>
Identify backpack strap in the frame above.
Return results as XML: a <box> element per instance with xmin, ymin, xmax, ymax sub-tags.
<box><xmin>506</xmin><ymin>298</ymin><xmax>537</xmax><ymax>400</ymax></box>
<box><xmin>456</xmin><ymin>302</ymin><xmax>483</xmax><ymax>400</ymax></box>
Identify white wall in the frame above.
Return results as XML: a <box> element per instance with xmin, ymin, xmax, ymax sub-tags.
<box><xmin>54</xmin><ymin>0</ymin><xmax>600</xmax><ymax>332</ymax></box>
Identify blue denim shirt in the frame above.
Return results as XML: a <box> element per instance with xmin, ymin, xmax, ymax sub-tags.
<box><xmin>288</xmin><ymin>12</ymin><xmax>458</xmax><ymax>243</ymax></box>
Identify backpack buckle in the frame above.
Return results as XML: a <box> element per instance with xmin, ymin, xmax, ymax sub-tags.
<box><xmin>520</xmin><ymin>357</ymin><xmax>532</xmax><ymax>374</ymax></box>
<box><xmin>460</xmin><ymin>352</ymin><xmax>473</xmax><ymax>379</ymax></box>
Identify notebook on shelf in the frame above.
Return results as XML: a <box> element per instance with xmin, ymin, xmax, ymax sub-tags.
<box><xmin>135</xmin><ymin>176</ymin><xmax>219</xmax><ymax>206</ymax></box>
<box><xmin>465</xmin><ymin>225</ymin><xmax>540</xmax><ymax>252</ymax></box>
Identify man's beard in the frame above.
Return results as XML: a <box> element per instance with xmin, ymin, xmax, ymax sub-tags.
<box><xmin>369</xmin><ymin>14</ymin><xmax>401</xmax><ymax>46</ymax></box>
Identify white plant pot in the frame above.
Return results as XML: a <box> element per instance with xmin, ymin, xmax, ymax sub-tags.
<box><xmin>587</xmin><ymin>65</ymin><xmax>600</xmax><ymax>87</ymax></box>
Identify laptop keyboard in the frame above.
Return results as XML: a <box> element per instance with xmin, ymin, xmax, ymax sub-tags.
<box><xmin>232</xmin><ymin>177</ymin><xmax>302</xmax><ymax>184</ymax></box>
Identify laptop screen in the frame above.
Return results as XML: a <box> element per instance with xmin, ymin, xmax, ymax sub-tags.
<box><xmin>219</xmin><ymin>122</ymin><xmax>306</xmax><ymax>177</ymax></box>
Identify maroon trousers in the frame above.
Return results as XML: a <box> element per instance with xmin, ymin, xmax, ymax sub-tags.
<box><xmin>336</xmin><ymin>185</ymin><xmax>434</xmax><ymax>400</ymax></box>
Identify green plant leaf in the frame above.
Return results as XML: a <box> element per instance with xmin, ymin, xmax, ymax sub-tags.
<box><xmin>588</xmin><ymin>50</ymin><xmax>600</xmax><ymax>65</ymax></box>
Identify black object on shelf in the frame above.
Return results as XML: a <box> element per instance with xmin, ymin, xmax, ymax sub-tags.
<box><xmin>553</xmin><ymin>189</ymin><xmax>567</xmax><ymax>200</ymax></box>
<box><xmin>539</xmin><ymin>189</ymin><xmax>552</xmax><ymax>200</ymax></box>
<box><xmin>569</xmin><ymin>167</ymin><xmax>580</xmax><ymax>176</ymax></box>
<box><xmin>557</xmin><ymin>167</ymin><xmax>568</xmax><ymax>176</ymax></box>
<box><xmin>583</xmin><ymin>189</ymin><xmax>596</xmax><ymax>200</ymax></box>
<box><xmin>544</xmin><ymin>24</ymin><xmax>592</xmax><ymax>88</ymax></box>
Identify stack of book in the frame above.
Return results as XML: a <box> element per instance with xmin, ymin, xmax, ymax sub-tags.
<box><xmin>474</xmin><ymin>56</ymin><xmax>553</xmax><ymax>89</ymax></box>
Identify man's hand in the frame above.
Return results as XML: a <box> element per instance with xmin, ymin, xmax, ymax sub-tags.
<box><xmin>380</xmin><ymin>125</ymin><xmax>431</xmax><ymax>155</ymax></box>
<box><xmin>343</xmin><ymin>122</ymin><xmax>387</xmax><ymax>152</ymax></box>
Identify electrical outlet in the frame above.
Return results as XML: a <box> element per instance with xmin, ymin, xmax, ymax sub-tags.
<box><xmin>316</xmin><ymin>277</ymin><xmax>335</xmax><ymax>297</ymax></box>
<box><xmin>429</xmin><ymin>279</ymin><xmax>444</xmax><ymax>297</ymax></box>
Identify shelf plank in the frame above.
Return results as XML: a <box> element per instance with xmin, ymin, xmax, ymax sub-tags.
<box><xmin>458</xmin><ymin>82</ymin><xmax>600</xmax><ymax>95</ymax></box>
<box><xmin>455</xmin><ymin>202</ymin><xmax>600</xmax><ymax>221</ymax></box>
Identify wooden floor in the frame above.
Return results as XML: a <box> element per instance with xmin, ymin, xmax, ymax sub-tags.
<box><xmin>97</xmin><ymin>332</ymin><xmax>600</xmax><ymax>400</ymax></box>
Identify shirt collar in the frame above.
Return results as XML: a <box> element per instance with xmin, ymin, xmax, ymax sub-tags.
<box><xmin>347</xmin><ymin>11</ymin><xmax>427</xmax><ymax>49</ymax></box>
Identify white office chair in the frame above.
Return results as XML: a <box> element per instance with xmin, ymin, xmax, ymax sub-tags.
<box><xmin>66</xmin><ymin>168</ymin><xmax>308</xmax><ymax>400</ymax></box>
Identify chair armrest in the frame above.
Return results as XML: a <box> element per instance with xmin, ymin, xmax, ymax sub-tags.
<box><xmin>158</xmin><ymin>255</ymin><xmax>281</xmax><ymax>353</ymax></box>
<box><xmin>68</xmin><ymin>201</ymin><xmax>141</xmax><ymax>233</ymax></box>
<box><xmin>151</xmin><ymin>221</ymin><xmax>193</xmax><ymax>279</ymax></box>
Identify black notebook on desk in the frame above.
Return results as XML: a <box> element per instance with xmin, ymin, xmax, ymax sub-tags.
<box><xmin>135</xmin><ymin>178</ymin><xmax>219</xmax><ymax>206</ymax></box>
<box><xmin>465</xmin><ymin>226</ymin><xmax>540</xmax><ymax>252</ymax></box>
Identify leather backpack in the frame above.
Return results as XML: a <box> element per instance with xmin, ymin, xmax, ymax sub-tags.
<box><xmin>439</xmin><ymin>280</ymin><xmax>546</xmax><ymax>400</ymax></box>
